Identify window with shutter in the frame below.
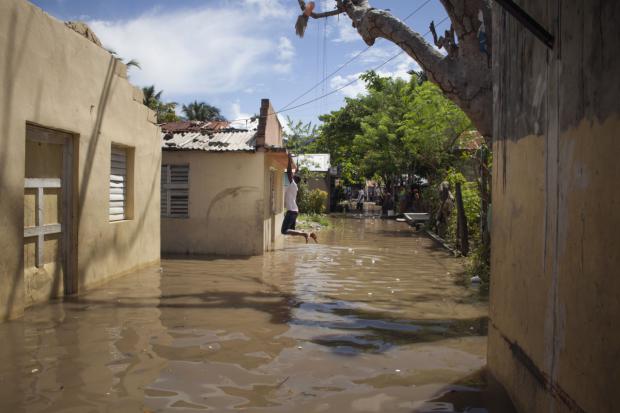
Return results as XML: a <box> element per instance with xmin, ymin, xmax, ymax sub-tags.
<box><xmin>161</xmin><ymin>164</ymin><xmax>189</xmax><ymax>218</ymax></box>
<box><xmin>110</xmin><ymin>146</ymin><xmax>127</xmax><ymax>221</ymax></box>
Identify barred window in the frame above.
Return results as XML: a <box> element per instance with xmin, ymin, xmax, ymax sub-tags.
<box><xmin>161</xmin><ymin>164</ymin><xmax>189</xmax><ymax>218</ymax></box>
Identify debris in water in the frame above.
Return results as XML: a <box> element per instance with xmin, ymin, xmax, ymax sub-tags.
<box><xmin>395</xmin><ymin>369</ymin><xmax>401</xmax><ymax>373</ymax></box>
<box><xmin>371</xmin><ymin>258</ymin><xmax>376</xmax><ymax>264</ymax></box>
<box><xmin>396</xmin><ymin>278</ymin><xmax>400</xmax><ymax>281</ymax></box>
<box><xmin>348</xmin><ymin>248</ymin><xmax>353</xmax><ymax>253</ymax></box>
<box><xmin>391</xmin><ymin>290</ymin><xmax>395</xmax><ymax>294</ymax></box>
<box><xmin>31</xmin><ymin>369</ymin><xmax>38</xmax><ymax>373</ymax></box>
<box><xmin>367</xmin><ymin>292</ymin><xmax>373</xmax><ymax>296</ymax></box>
<box><xmin>471</xmin><ymin>276</ymin><xmax>482</xmax><ymax>284</ymax></box>
<box><xmin>297</xmin><ymin>346</ymin><xmax>303</xmax><ymax>350</ymax></box>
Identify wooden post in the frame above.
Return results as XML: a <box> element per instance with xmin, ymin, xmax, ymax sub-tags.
<box><xmin>479</xmin><ymin>147</ymin><xmax>491</xmax><ymax>264</ymax></box>
<box><xmin>455</xmin><ymin>182</ymin><xmax>469</xmax><ymax>256</ymax></box>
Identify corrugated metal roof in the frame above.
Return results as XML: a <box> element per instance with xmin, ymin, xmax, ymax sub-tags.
<box><xmin>161</xmin><ymin>130</ymin><xmax>256</xmax><ymax>152</ymax></box>
<box><xmin>294</xmin><ymin>154</ymin><xmax>331</xmax><ymax>172</ymax></box>
<box><xmin>160</xmin><ymin>120</ymin><xmax>232</xmax><ymax>133</ymax></box>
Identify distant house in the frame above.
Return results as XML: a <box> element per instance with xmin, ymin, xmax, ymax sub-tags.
<box><xmin>0</xmin><ymin>0</ymin><xmax>161</xmax><ymax>321</ymax></box>
<box><xmin>293</xmin><ymin>154</ymin><xmax>335</xmax><ymax>211</ymax></box>
<box><xmin>160</xmin><ymin>99</ymin><xmax>288</xmax><ymax>256</ymax></box>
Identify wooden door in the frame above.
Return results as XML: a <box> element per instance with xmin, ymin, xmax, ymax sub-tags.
<box><xmin>23</xmin><ymin>125</ymin><xmax>74</xmax><ymax>306</ymax></box>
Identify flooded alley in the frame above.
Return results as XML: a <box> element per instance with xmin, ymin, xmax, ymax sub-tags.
<box><xmin>0</xmin><ymin>218</ymin><xmax>511</xmax><ymax>412</ymax></box>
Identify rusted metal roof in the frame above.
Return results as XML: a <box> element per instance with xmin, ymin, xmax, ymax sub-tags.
<box><xmin>161</xmin><ymin>130</ymin><xmax>257</xmax><ymax>152</ymax></box>
<box><xmin>160</xmin><ymin>120</ymin><xmax>231</xmax><ymax>133</ymax></box>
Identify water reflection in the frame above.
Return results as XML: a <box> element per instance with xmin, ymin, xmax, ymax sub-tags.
<box><xmin>0</xmin><ymin>218</ymin><xmax>514</xmax><ymax>412</ymax></box>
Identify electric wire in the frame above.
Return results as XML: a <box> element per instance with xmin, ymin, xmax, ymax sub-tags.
<box><xmin>227</xmin><ymin>15</ymin><xmax>450</xmax><ymax>125</ymax></box>
<box><xmin>280</xmin><ymin>0</ymin><xmax>433</xmax><ymax>111</ymax></box>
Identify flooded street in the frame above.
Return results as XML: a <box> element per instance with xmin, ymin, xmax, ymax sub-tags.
<box><xmin>0</xmin><ymin>218</ymin><xmax>513</xmax><ymax>412</ymax></box>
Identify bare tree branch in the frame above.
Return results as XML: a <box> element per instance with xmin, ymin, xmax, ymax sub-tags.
<box><xmin>292</xmin><ymin>0</ymin><xmax>493</xmax><ymax>137</ymax></box>
<box><xmin>295</xmin><ymin>0</ymin><xmax>344</xmax><ymax>37</ymax></box>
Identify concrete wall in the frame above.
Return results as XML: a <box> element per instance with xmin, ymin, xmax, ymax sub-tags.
<box><xmin>161</xmin><ymin>151</ymin><xmax>285</xmax><ymax>256</ymax></box>
<box><xmin>0</xmin><ymin>0</ymin><xmax>161</xmax><ymax>320</ymax></box>
<box><xmin>488</xmin><ymin>1</ymin><xmax>620</xmax><ymax>412</ymax></box>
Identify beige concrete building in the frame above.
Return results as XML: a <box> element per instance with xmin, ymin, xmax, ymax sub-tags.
<box><xmin>161</xmin><ymin>100</ymin><xmax>288</xmax><ymax>256</ymax></box>
<box><xmin>0</xmin><ymin>0</ymin><xmax>161</xmax><ymax>321</ymax></box>
<box><xmin>489</xmin><ymin>1</ymin><xmax>619</xmax><ymax>412</ymax></box>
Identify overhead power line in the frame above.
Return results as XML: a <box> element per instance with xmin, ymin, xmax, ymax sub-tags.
<box><xmin>280</xmin><ymin>0</ymin><xmax>433</xmax><ymax>111</ymax></box>
<box><xmin>228</xmin><ymin>15</ymin><xmax>450</xmax><ymax>125</ymax></box>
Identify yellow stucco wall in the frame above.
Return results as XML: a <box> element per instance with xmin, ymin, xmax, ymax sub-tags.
<box><xmin>0</xmin><ymin>0</ymin><xmax>161</xmax><ymax>320</ymax></box>
<box><xmin>489</xmin><ymin>1</ymin><xmax>620</xmax><ymax>411</ymax></box>
<box><xmin>161</xmin><ymin>151</ymin><xmax>285</xmax><ymax>256</ymax></box>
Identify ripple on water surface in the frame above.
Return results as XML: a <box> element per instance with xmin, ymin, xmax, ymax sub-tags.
<box><xmin>0</xmin><ymin>217</ymin><xmax>515</xmax><ymax>412</ymax></box>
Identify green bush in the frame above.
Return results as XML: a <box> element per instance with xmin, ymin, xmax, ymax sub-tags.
<box><xmin>299</xmin><ymin>188</ymin><xmax>327</xmax><ymax>214</ymax></box>
<box><xmin>444</xmin><ymin>169</ymin><xmax>481</xmax><ymax>246</ymax></box>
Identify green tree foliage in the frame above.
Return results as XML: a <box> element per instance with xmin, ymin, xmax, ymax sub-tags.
<box><xmin>142</xmin><ymin>85</ymin><xmax>179</xmax><ymax>123</ymax></box>
<box><xmin>182</xmin><ymin>101</ymin><xmax>226</xmax><ymax>122</ymax></box>
<box><xmin>314</xmin><ymin>71</ymin><xmax>472</xmax><ymax>187</ymax></box>
<box><xmin>283</xmin><ymin>116</ymin><xmax>319</xmax><ymax>154</ymax></box>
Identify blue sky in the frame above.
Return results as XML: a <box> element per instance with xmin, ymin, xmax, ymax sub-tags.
<box><xmin>30</xmin><ymin>0</ymin><xmax>448</xmax><ymax>127</ymax></box>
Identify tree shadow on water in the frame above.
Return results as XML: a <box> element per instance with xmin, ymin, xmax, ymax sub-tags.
<box><xmin>294</xmin><ymin>304</ymin><xmax>488</xmax><ymax>356</ymax></box>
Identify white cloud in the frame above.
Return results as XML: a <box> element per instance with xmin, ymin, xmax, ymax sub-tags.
<box><xmin>330</xmin><ymin>73</ymin><xmax>366</xmax><ymax>98</ymax></box>
<box><xmin>274</xmin><ymin>36</ymin><xmax>295</xmax><ymax>73</ymax></box>
<box><xmin>89</xmin><ymin>1</ymin><xmax>292</xmax><ymax>96</ymax></box>
<box><xmin>243</xmin><ymin>0</ymin><xmax>293</xmax><ymax>19</ymax></box>
<box><xmin>330</xmin><ymin>53</ymin><xmax>422</xmax><ymax>98</ymax></box>
<box><xmin>229</xmin><ymin>101</ymin><xmax>259</xmax><ymax>129</ymax></box>
<box><xmin>378</xmin><ymin>53</ymin><xmax>421</xmax><ymax>79</ymax></box>
<box><xmin>331</xmin><ymin>18</ymin><xmax>360</xmax><ymax>43</ymax></box>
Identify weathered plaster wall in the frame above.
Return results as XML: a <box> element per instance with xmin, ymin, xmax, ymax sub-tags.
<box><xmin>161</xmin><ymin>151</ymin><xmax>285</xmax><ymax>256</ymax></box>
<box><xmin>263</xmin><ymin>153</ymin><xmax>286</xmax><ymax>252</ymax></box>
<box><xmin>489</xmin><ymin>1</ymin><xmax>620</xmax><ymax>411</ymax></box>
<box><xmin>0</xmin><ymin>0</ymin><xmax>161</xmax><ymax>320</ymax></box>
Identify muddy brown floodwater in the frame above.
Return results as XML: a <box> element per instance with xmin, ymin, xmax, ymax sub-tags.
<box><xmin>0</xmin><ymin>217</ymin><xmax>516</xmax><ymax>413</ymax></box>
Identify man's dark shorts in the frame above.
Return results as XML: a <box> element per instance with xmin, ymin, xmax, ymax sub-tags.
<box><xmin>281</xmin><ymin>210</ymin><xmax>298</xmax><ymax>234</ymax></box>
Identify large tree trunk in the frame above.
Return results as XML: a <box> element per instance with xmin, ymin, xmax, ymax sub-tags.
<box><xmin>296</xmin><ymin>0</ymin><xmax>492</xmax><ymax>138</ymax></box>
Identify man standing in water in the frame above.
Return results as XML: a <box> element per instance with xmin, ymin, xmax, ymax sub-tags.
<box><xmin>282</xmin><ymin>154</ymin><xmax>318</xmax><ymax>243</ymax></box>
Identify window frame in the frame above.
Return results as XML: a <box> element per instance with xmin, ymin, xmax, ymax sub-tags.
<box><xmin>109</xmin><ymin>144</ymin><xmax>134</xmax><ymax>222</ymax></box>
<box><xmin>161</xmin><ymin>164</ymin><xmax>190</xmax><ymax>218</ymax></box>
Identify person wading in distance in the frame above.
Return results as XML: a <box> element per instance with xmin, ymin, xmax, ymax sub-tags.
<box><xmin>282</xmin><ymin>154</ymin><xmax>318</xmax><ymax>243</ymax></box>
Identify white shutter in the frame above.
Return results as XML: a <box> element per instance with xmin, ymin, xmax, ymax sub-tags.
<box><xmin>161</xmin><ymin>164</ymin><xmax>189</xmax><ymax>217</ymax></box>
<box><xmin>110</xmin><ymin>147</ymin><xmax>126</xmax><ymax>221</ymax></box>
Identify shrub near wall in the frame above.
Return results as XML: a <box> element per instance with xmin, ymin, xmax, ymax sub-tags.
<box><xmin>299</xmin><ymin>186</ymin><xmax>327</xmax><ymax>214</ymax></box>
